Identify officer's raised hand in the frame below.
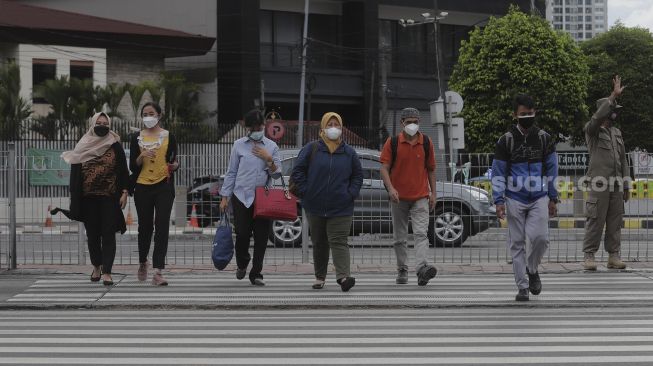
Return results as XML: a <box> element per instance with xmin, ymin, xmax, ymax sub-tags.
<box><xmin>610</xmin><ymin>75</ymin><xmax>626</xmax><ymax>101</ymax></box>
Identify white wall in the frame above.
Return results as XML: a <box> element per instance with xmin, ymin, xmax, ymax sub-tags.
<box><xmin>16</xmin><ymin>44</ymin><xmax>107</xmax><ymax>105</ymax></box>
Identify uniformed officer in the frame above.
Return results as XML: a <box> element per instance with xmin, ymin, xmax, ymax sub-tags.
<box><xmin>582</xmin><ymin>75</ymin><xmax>630</xmax><ymax>270</ymax></box>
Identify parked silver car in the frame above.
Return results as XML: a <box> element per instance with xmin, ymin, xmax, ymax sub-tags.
<box><xmin>269</xmin><ymin>148</ymin><xmax>496</xmax><ymax>248</ymax></box>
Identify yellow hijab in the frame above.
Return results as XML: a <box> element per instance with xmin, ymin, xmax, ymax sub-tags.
<box><xmin>319</xmin><ymin>112</ymin><xmax>343</xmax><ymax>154</ymax></box>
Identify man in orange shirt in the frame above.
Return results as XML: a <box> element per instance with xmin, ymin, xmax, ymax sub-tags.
<box><xmin>380</xmin><ymin>108</ymin><xmax>437</xmax><ymax>286</ymax></box>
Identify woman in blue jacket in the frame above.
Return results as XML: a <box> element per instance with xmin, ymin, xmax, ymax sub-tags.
<box><xmin>290</xmin><ymin>112</ymin><xmax>363</xmax><ymax>291</ymax></box>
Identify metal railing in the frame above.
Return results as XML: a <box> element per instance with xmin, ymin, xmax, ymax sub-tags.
<box><xmin>1</xmin><ymin>148</ymin><xmax>652</xmax><ymax>268</ymax></box>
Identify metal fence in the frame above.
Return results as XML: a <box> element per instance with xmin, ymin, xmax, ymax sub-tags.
<box><xmin>1</xmin><ymin>145</ymin><xmax>653</xmax><ymax>269</ymax></box>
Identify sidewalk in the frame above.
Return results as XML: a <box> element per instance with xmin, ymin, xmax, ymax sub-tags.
<box><xmin>3</xmin><ymin>262</ymin><xmax>653</xmax><ymax>310</ymax></box>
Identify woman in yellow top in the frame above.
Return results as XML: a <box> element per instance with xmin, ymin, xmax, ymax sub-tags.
<box><xmin>129</xmin><ymin>102</ymin><xmax>179</xmax><ymax>286</ymax></box>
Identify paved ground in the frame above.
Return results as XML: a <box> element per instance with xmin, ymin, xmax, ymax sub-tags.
<box><xmin>3</xmin><ymin>308</ymin><xmax>653</xmax><ymax>365</ymax></box>
<box><xmin>3</xmin><ymin>263</ymin><xmax>653</xmax><ymax>309</ymax></box>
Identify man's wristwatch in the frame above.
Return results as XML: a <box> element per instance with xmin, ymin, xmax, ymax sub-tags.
<box><xmin>550</xmin><ymin>197</ymin><xmax>560</xmax><ymax>204</ymax></box>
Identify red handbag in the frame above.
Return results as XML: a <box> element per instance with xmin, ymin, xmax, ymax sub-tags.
<box><xmin>253</xmin><ymin>176</ymin><xmax>298</xmax><ymax>221</ymax></box>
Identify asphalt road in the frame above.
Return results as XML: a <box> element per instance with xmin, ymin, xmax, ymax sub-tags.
<box><xmin>3</xmin><ymin>306</ymin><xmax>653</xmax><ymax>365</ymax></box>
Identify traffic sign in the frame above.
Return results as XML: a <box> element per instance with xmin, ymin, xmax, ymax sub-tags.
<box><xmin>445</xmin><ymin>91</ymin><xmax>463</xmax><ymax>114</ymax></box>
<box><xmin>450</xmin><ymin>117</ymin><xmax>465</xmax><ymax>150</ymax></box>
<box><xmin>266</xmin><ymin>121</ymin><xmax>285</xmax><ymax>141</ymax></box>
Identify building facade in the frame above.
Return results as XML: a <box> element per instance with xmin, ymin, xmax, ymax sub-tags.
<box><xmin>546</xmin><ymin>0</ymin><xmax>608</xmax><ymax>41</ymax></box>
<box><xmin>219</xmin><ymin>1</ymin><xmax>543</xmax><ymax>150</ymax></box>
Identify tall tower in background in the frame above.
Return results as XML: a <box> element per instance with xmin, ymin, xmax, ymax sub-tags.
<box><xmin>546</xmin><ymin>0</ymin><xmax>609</xmax><ymax>41</ymax></box>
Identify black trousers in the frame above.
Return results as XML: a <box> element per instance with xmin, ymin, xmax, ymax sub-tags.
<box><xmin>231</xmin><ymin>195</ymin><xmax>270</xmax><ymax>279</ymax></box>
<box><xmin>81</xmin><ymin>196</ymin><xmax>117</xmax><ymax>274</ymax></box>
<box><xmin>134</xmin><ymin>180</ymin><xmax>175</xmax><ymax>269</ymax></box>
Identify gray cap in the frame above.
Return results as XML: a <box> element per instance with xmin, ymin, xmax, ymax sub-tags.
<box><xmin>400</xmin><ymin>107</ymin><xmax>420</xmax><ymax>120</ymax></box>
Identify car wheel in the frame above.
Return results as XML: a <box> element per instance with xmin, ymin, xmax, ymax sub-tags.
<box><xmin>269</xmin><ymin>217</ymin><xmax>303</xmax><ymax>248</ymax></box>
<box><xmin>431</xmin><ymin>205</ymin><xmax>469</xmax><ymax>248</ymax></box>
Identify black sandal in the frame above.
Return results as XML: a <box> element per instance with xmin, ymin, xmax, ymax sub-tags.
<box><xmin>90</xmin><ymin>270</ymin><xmax>101</xmax><ymax>282</ymax></box>
<box><xmin>312</xmin><ymin>278</ymin><xmax>325</xmax><ymax>290</ymax></box>
<box><xmin>337</xmin><ymin>277</ymin><xmax>355</xmax><ymax>292</ymax></box>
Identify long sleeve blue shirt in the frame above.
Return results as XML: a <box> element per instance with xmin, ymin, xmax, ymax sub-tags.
<box><xmin>220</xmin><ymin>136</ymin><xmax>282</xmax><ymax>208</ymax></box>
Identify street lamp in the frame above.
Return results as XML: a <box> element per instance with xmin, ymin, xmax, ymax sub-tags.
<box><xmin>399</xmin><ymin>10</ymin><xmax>452</xmax><ymax>175</ymax></box>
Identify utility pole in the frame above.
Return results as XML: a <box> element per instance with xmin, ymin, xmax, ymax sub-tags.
<box><xmin>380</xmin><ymin>49</ymin><xmax>388</xmax><ymax>149</ymax></box>
<box><xmin>367</xmin><ymin>60</ymin><xmax>376</xmax><ymax>147</ymax></box>
<box><xmin>297</xmin><ymin>0</ymin><xmax>310</xmax><ymax>148</ymax></box>
<box><xmin>433</xmin><ymin>0</ymin><xmax>452</xmax><ymax>177</ymax></box>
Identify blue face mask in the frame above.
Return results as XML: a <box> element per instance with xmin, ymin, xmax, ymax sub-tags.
<box><xmin>249</xmin><ymin>130</ymin><xmax>264</xmax><ymax>141</ymax></box>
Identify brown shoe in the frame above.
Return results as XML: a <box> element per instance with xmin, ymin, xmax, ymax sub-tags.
<box><xmin>152</xmin><ymin>272</ymin><xmax>168</xmax><ymax>286</ymax></box>
<box><xmin>607</xmin><ymin>253</ymin><xmax>626</xmax><ymax>269</ymax></box>
<box><xmin>90</xmin><ymin>266</ymin><xmax>101</xmax><ymax>282</ymax></box>
<box><xmin>102</xmin><ymin>274</ymin><xmax>114</xmax><ymax>286</ymax></box>
<box><xmin>137</xmin><ymin>262</ymin><xmax>148</xmax><ymax>282</ymax></box>
<box><xmin>583</xmin><ymin>253</ymin><xmax>597</xmax><ymax>271</ymax></box>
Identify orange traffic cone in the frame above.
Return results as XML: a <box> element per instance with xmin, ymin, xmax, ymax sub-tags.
<box><xmin>125</xmin><ymin>206</ymin><xmax>134</xmax><ymax>226</ymax></box>
<box><xmin>45</xmin><ymin>205</ymin><xmax>53</xmax><ymax>227</ymax></box>
<box><xmin>189</xmin><ymin>204</ymin><xmax>199</xmax><ymax>228</ymax></box>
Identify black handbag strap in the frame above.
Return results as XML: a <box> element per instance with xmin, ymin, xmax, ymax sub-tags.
<box><xmin>264</xmin><ymin>172</ymin><xmax>291</xmax><ymax>200</ymax></box>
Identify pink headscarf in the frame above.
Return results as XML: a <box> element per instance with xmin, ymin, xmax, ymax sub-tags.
<box><xmin>61</xmin><ymin>112</ymin><xmax>121</xmax><ymax>164</ymax></box>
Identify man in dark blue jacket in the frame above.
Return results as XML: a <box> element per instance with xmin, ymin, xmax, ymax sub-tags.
<box><xmin>491</xmin><ymin>94</ymin><xmax>559</xmax><ymax>301</ymax></box>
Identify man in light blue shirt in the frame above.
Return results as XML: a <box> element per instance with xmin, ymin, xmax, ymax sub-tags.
<box><xmin>219</xmin><ymin>110</ymin><xmax>282</xmax><ymax>286</ymax></box>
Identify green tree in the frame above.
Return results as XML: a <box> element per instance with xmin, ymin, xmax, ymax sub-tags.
<box><xmin>159</xmin><ymin>71</ymin><xmax>205</xmax><ymax>125</ymax></box>
<box><xmin>33</xmin><ymin>75</ymin><xmax>72</xmax><ymax>140</ymax></box>
<box><xmin>69</xmin><ymin>78</ymin><xmax>98</xmax><ymax>127</ymax></box>
<box><xmin>581</xmin><ymin>24</ymin><xmax>653</xmax><ymax>151</ymax></box>
<box><xmin>449</xmin><ymin>6</ymin><xmax>590</xmax><ymax>153</ymax></box>
<box><xmin>94</xmin><ymin>83</ymin><xmax>127</xmax><ymax>119</ymax></box>
<box><xmin>0</xmin><ymin>61</ymin><xmax>31</xmax><ymax>140</ymax></box>
<box><xmin>125</xmin><ymin>82</ymin><xmax>149</xmax><ymax>121</ymax></box>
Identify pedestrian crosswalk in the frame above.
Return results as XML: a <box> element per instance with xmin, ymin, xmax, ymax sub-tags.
<box><xmin>2</xmin><ymin>308</ymin><xmax>653</xmax><ymax>364</ymax></box>
<box><xmin>5</xmin><ymin>272</ymin><xmax>653</xmax><ymax>307</ymax></box>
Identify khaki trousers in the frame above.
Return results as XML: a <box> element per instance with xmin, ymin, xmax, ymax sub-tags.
<box><xmin>583</xmin><ymin>188</ymin><xmax>624</xmax><ymax>254</ymax></box>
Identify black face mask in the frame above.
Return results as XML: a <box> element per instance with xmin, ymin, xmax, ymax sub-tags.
<box><xmin>94</xmin><ymin>125</ymin><xmax>110</xmax><ymax>137</ymax></box>
<box><xmin>517</xmin><ymin>116</ymin><xmax>535</xmax><ymax>130</ymax></box>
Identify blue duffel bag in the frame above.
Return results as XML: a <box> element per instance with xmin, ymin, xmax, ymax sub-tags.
<box><xmin>212</xmin><ymin>213</ymin><xmax>234</xmax><ymax>270</ymax></box>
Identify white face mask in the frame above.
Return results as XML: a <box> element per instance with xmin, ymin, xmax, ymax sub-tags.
<box><xmin>325</xmin><ymin>127</ymin><xmax>342</xmax><ymax>140</ymax></box>
<box><xmin>249</xmin><ymin>130</ymin><xmax>264</xmax><ymax>141</ymax></box>
<box><xmin>143</xmin><ymin>116</ymin><xmax>159</xmax><ymax>129</ymax></box>
<box><xmin>404</xmin><ymin>123</ymin><xmax>419</xmax><ymax>136</ymax></box>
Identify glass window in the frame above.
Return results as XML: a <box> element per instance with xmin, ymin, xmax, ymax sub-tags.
<box><xmin>395</xmin><ymin>24</ymin><xmax>426</xmax><ymax>73</ymax></box>
<box><xmin>273</xmin><ymin>11</ymin><xmax>303</xmax><ymax>68</ymax></box>
<box><xmin>259</xmin><ymin>10</ymin><xmax>274</xmax><ymax>67</ymax></box>
<box><xmin>70</xmin><ymin>60</ymin><xmax>93</xmax><ymax>81</ymax></box>
<box><xmin>307</xmin><ymin>14</ymin><xmax>342</xmax><ymax>69</ymax></box>
<box><xmin>32</xmin><ymin>58</ymin><xmax>56</xmax><ymax>104</ymax></box>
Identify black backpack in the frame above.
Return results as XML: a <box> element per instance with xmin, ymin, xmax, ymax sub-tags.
<box><xmin>389</xmin><ymin>135</ymin><xmax>432</xmax><ymax>173</ymax></box>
